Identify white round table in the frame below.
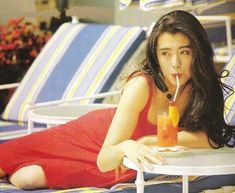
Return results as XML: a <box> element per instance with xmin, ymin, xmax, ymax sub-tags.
<box><xmin>27</xmin><ymin>103</ymin><xmax>116</xmax><ymax>133</ymax></box>
<box><xmin>123</xmin><ymin>148</ymin><xmax>235</xmax><ymax>193</ymax></box>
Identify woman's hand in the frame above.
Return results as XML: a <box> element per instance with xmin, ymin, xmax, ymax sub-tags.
<box><xmin>137</xmin><ymin>135</ymin><xmax>158</xmax><ymax>146</ymax></box>
<box><xmin>120</xmin><ymin>140</ymin><xmax>167</xmax><ymax>171</ymax></box>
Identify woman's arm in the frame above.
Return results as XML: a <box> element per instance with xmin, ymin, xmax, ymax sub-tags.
<box><xmin>177</xmin><ymin>130</ymin><xmax>212</xmax><ymax>148</ymax></box>
<box><xmin>97</xmin><ymin>76</ymin><xmax>165</xmax><ymax>172</ymax></box>
<box><xmin>137</xmin><ymin>131</ymin><xmax>213</xmax><ymax>148</ymax></box>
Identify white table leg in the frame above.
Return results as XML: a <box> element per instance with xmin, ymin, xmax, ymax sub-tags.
<box><xmin>182</xmin><ymin>175</ymin><xmax>189</xmax><ymax>193</ymax></box>
<box><xmin>27</xmin><ymin>118</ymin><xmax>33</xmax><ymax>134</ymax></box>
<box><xmin>135</xmin><ymin>170</ymin><xmax>145</xmax><ymax>193</ymax></box>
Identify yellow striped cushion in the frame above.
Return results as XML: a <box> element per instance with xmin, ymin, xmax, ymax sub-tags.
<box><xmin>1</xmin><ymin>23</ymin><xmax>145</xmax><ymax>122</ymax></box>
<box><xmin>222</xmin><ymin>55</ymin><xmax>235</xmax><ymax>125</ymax></box>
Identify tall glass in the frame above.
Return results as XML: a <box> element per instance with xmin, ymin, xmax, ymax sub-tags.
<box><xmin>157</xmin><ymin>111</ymin><xmax>178</xmax><ymax>147</ymax></box>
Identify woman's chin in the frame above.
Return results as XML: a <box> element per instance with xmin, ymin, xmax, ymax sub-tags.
<box><xmin>168</xmin><ymin>79</ymin><xmax>180</xmax><ymax>87</ymax></box>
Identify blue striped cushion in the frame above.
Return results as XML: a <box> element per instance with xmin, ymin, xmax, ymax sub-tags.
<box><xmin>186</xmin><ymin>0</ymin><xmax>218</xmax><ymax>5</ymax></box>
<box><xmin>0</xmin><ymin>179</ymin><xmax>108</xmax><ymax>192</ymax></box>
<box><xmin>222</xmin><ymin>55</ymin><xmax>235</xmax><ymax>125</ymax></box>
<box><xmin>139</xmin><ymin>0</ymin><xmax>184</xmax><ymax>11</ymax></box>
<box><xmin>1</xmin><ymin>23</ymin><xmax>145</xmax><ymax>122</ymax></box>
<box><xmin>0</xmin><ymin>120</ymin><xmax>46</xmax><ymax>141</ymax></box>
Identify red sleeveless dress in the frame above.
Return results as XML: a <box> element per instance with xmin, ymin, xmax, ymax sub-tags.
<box><xmin>0</xmin><ymin>75</ymin><xmax>157</xmax><ymax>189</ymax></box>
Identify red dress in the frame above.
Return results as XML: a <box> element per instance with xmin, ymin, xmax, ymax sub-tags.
<box><xmin>0</xmin><ymin>76</ymin><xmax>156</xmax><ymax>189</ymax></box>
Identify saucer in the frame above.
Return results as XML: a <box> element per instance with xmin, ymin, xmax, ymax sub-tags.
<box><xmin>152</xmin><ymin>146</ymin><xmax>190</xmax><ymax>157</ymax></box>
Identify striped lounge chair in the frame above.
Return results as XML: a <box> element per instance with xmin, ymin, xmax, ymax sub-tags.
<box><xmin>0</xmin><ymin>21</ymin><xmax>146</xmax><ymax>141</ymax></box>
<box><xmin>128</xmin><ymin>0</ymin><xmax>221</xmax><ymax>11</ymax></box>
<box><xmin>223</xmin><ymin>55</ymin><xmax>235</xmax><ymax>126</ymax></box>
<box><xmin>139</xmin><ymin>0</ymin><xmax>185</xmax><ymax>11</ymax></box>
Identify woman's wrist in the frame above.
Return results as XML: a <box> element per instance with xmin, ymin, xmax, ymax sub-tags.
<box><xmin>119</xmin><ymin>139</ymin><xmax>134</xmax><ymax>154</ymax></box>
<box><xmin>137</xmin><ymin>135</ymin><xmax>157</xmax><ymax>146</ymax></box>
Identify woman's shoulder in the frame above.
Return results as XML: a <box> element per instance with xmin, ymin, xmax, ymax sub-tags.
<box><xmin>125</xmin><ymin>72</ymin><xmax>152</xmax><ymax>92</ymax></box>
<box><xmin>121</xmin><ymin>71</ymin><xmax>154</xmax><ymax>105</ymax></box>
<box><xmin>118</xmin><ymin>73</ymin><xmax>152</xmax><ymax>113</ymax></box>
<box><xmin>127</xmin><ymin>70</ymin><xmax>153</xmax><ymax>83</ymax></box>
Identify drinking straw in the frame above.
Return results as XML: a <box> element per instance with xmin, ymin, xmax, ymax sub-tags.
<box><xmin>173</xmin><ymin>75</ymin><xmax>180</xmax><ymax>102</ymax></box>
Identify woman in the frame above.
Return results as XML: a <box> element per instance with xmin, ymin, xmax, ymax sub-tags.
<box><xmin>0</xmin><ymin>10</ymin><xmax>234</xmax><ymax>190</ymax></box>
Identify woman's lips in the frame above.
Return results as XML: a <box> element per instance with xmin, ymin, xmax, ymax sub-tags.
<box><xmin>171</xmin><ymin>73</ymin><xmax>182</xmax><ymax>78</ymax></box>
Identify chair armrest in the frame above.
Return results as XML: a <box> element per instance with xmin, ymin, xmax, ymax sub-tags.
<box><xmin>0</xmin><ymin>83</ymin><xmax>20</xmax><ymax>90</ymax></box>
<box><xmin>28</xmin><ymin>90</ymin><xmax>122</xmax><ymax>109</ymax></box>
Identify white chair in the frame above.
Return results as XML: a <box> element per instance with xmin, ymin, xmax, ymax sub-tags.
<box><xmin>27</xmin><ymin>90</ymin><xmax>121</xmax><ymax>133</ymax></box>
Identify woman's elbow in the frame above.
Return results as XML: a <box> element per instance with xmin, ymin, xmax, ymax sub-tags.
<box><xmin>97</xmin><ymin>143</ymin><xmax>125</xmax><ymax>172</ymax></box>
<box><xmin>96</xmin><ymin>151</ymin><xmax>109</xmax><ymax>173</ymax></box>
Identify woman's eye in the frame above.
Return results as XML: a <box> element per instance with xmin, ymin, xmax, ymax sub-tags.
<box><xmin>161</xmin><ymin>52</ymin><xmax>169</xmax><ymax>56</ymax></box>
<box><xmin>181</xmin><ymin>50</ymin><xmax>190</xmax><ymax>55</ymax></box>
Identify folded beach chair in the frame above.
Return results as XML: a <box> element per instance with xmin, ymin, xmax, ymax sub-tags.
<box><xmin>0</xmin><ymin>21</ymin><xmax>146</xmax><ymax>141</ymax></box>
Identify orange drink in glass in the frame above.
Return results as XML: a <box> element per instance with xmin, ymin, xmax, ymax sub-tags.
<box><xmin>157</xmin><ymin>102</ymin><xmax>179</xmax><ymax>147</ymax></box>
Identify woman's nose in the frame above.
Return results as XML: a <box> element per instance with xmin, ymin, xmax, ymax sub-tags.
<box><xmin>172</xmin><ymin>54</ymin><xmax>180</xmax><ymax>69</ymax></box>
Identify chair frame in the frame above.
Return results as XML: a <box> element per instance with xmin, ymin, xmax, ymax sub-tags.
<box><xmin>0</xmin><ymin>83</ymin><xmax>20</xmax><ymax>90</ymax></box>
<box><xmin>27</xmin><ymin>90</ymin><xmax>121</xmax><ymax>134</ymax></box>
<box><xmin>196</xmin><ymin>15</ymin><xmax>234</xmax><ymax>63</ymax></box>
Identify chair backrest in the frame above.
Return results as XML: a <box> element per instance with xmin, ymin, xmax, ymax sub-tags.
<box><xmin>222</xmin><ymin>55</ymin><xmax>235</xmax><ymax>125</ymax></box>
<box><xmin>1</xmin><ymin>22</ymin><xmax>146</xmax><ymax>123</ymax></box>
<box><xmin>139</xmin><ymin>0</ymin><xmax>184</xmax><ymax>11</ymax></box>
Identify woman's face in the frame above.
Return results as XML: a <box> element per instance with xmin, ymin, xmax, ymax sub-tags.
<box><xmin>156</xmin><ymin>32</ymin><xmax>193</xmax><ymax>91</ymax></box>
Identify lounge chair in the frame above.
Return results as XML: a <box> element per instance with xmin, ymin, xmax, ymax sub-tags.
<box><xmin>0</xmin><ymin>21</ymin><xmax>146</xmax><ymax>141</ymax></box>
<box><xmin>223</xmin><ymin>55</ymin><xmax>235</xmax><ymax>125</ymax></box>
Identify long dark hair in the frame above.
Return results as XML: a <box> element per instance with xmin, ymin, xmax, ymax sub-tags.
<box><xmin>141</xmin><ymin>10</ymin><xmax>235</xmax><ymax>148</ymax></box>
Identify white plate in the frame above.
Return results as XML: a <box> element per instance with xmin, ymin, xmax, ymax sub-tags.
<box><xmin>152</xmin><ymin>146</ymin><xmax>190</xmax><ymax>157</ymax></box>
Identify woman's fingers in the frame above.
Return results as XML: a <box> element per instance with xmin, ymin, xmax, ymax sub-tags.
<box><xmin>141</xmin><ymin>148</ymin><xmax>165</xmax><ymax>165</ymax></box>
<box><xmin>135</xmin><ymin>147</ymin><xmax>167</xmax><ymax>170</ymax></box>
<box><xmin>137</xmin><ymin>155</ymin><xmax>153</xmax><ymax>170</ymax></box>
<box><xmin>123</xmin><ymin>141</ymin><xmax>168</xmax><ymax>171</ymax></box>
<box><xmin>142</xmin><ymin>147</ymin><xmax>168</xmax><ymax>163</ymax></box>
<box><xmin>128</xmin><ymin>154</ymin><xmax>153</xmax><ymax>171</ymax></box>
<box><xmin>127</xmin><ymin>156</ymin><xmax>144</xmax><ymax>171</ymax></box>
<box><xmin>151</xmin><ymin>147</ymin><xmax>168</xmax><ymax>164</ymax></box>
<box><xmin>155</xmin><ymin>153</ymin><xmax>168</xmax><ymax>164</ymax></box>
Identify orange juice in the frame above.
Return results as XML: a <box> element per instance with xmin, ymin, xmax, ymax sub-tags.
<box><xmin>157</xmin><ymin>111</ymin><xmax>178</xmax><ymax>147</ymax></box>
